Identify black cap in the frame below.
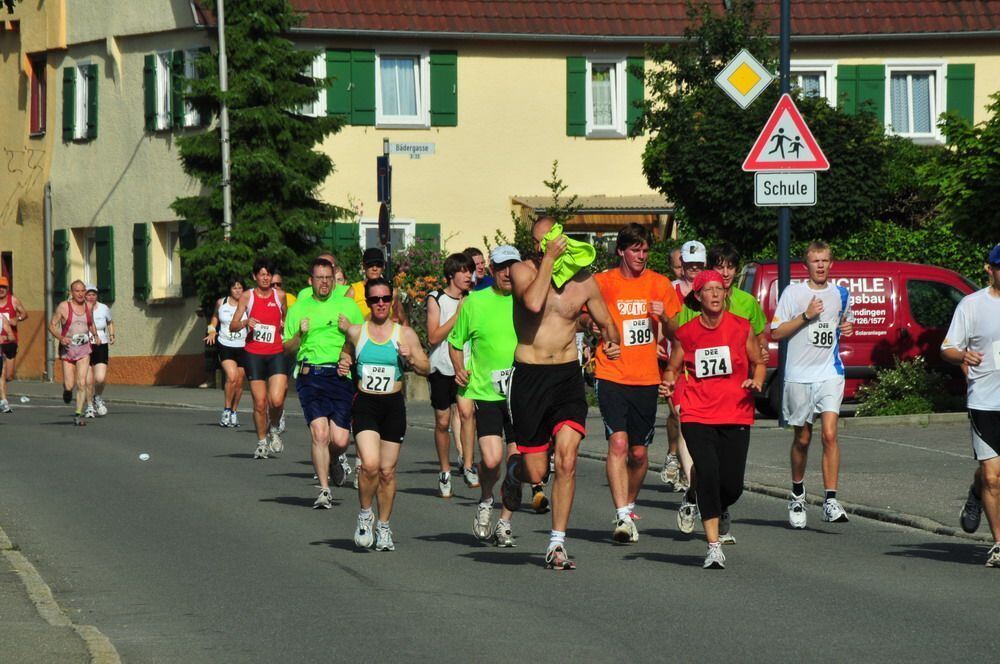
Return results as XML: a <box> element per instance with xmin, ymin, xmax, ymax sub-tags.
<box><xmin>363</xmin><ymin>248</ymin><xmax>385</xmax><ymax>266</ymax></box>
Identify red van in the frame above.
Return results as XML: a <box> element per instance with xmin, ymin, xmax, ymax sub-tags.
<box><xmin>740</xmin><ymin>261</ymin><xmax>977</xmax><ymax>416</ymax></box>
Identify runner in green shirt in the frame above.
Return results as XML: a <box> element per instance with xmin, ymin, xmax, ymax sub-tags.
<box><xmin>447</xmin><ymin>245</ymin><xmax>524</xmax><ymax>547</ymax></box>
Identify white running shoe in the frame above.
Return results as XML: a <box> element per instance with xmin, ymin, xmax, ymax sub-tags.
<box><xmin>331</xmin><ymin>454</ymin><xmax>349</xmax><ymax>487</ymax></box>
<box><xmin>353</xmin><ymin>457</ymin><xmax>361</xmax><ymax>490</ymax></box>
<box><xmin>93</xmin><ymin>396</ymin><xmax>108</xmax><ymax>417</ymax></box>
<box><xmin>253</xmin><ymin>441</ymin><xmax>269</xmax><ymax>459</ymax></box>
<box><xmin>84</xmin><ymin>405</ymin><xmax>96</xmax><ymax>419</ymax></box>
<box><xmin>228</xmin><ymin>411</ymin><xmax>240</xmax><ymax>428</ymax></box>
<box><xmin>277</xmin><ymin>412</ymin><xmax>286</xmax><ymax>434</ymax></box>
<box><xmin>313</xmin><ymin>488</ymin><xmax>333</xmax><ymax>509</ymax></box>
<box><xmin>719</xmin><ymin>511</ymin><xmax>735</xmax><ymax>545</ymax></box>
<box><xmin>219</xmin><ymin>409</ymin><xmax>231</xmax><ymax>427</ymax></box>
<box><xmin>375</xmin><ymin>523</ymin><xmax>395</xmax><ymax>552</ymax></box>
<box><xmin>822</xmin><ymin>498</ymin><xmax>849</xmax><ymax>523</ymax></box>
<box><xmin>473</xmin><ymin>502</ymin><xmax>493</xmax><ymax>540</ymax></box>
<box><xmin>463</xmin><ymin>465</ymin><xmax>481</xmax><ymax>489</ymax></box>
<box><xmin>677</xmin><ymin>497</ymin><xmax>699</xmax><ymax>534</ymax></box>
<box><xmin>0</xmin><ymin>399</ymin><xmax>10</xmax><ymax>414</ymax></box>
<box><xmin>660</xmin><ymin>453</ymin><xmax>680</xmax><ymax>488</ymax></box>
<box><xmin>788</xmin><ymin>493</ymin><xmax>808</xmax><ymax>529</ymax></box>
<box><xmin>354</xmin><ymin>512</ymin><xmax>375</xmax><ymax>549</ymax></box>
<box><xmin>544</xmin><ymin>543</ymin><xmax>576</xmax><ymax>570</ymax></box>
<box><xmin>986</xmin><ymin>543</ymin><xmax>1000</xmax><ymax>568</ymax></box>
<box><xmin>439</xmin><ymin>472</ymin><xmax>453</xmax><ymax>499</ymax></box>
<box><xmin>267</xmin><ymin>428</ymin><xmax>283</xmax><ymax>455</ymax></box>
<box><xmin>493</xmin><ymin>521</ymin><xmax>516</xmax><ymax>548</ymax></box>
<box><xmin>703</xmin><ymin>544</ymin><xmax>726</xmax><ymax>569</ymax></box>
<box><xmin>613</xmin><ymin>516</ymin><xmax>638</xmax><ymax>544</ymax></box>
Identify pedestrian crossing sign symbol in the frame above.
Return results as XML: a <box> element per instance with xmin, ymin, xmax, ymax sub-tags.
<box><xmin>714</xmin><ymin>49</ymin><xmax>773</xmax><ymax>109</ymax></box>
<box><xmin>742</xmin><ymin>93</ymin><xmax>830</xmax><ymax>171</ymax></box>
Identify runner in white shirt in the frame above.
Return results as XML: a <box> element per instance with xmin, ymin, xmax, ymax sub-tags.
<box><xmin>85</xmin><ymin>285</ymin><xmax>114</xmax><ymax>417</ymax></box>
<box><xmin>942</xmin><ymin>244</ymin><xmax>1000</xmax><ymax>567</ymax></box>
<box><xmin>770</xmin><ymin>241</ymin><xmax>853</xmax><ymax>528</ymax></box>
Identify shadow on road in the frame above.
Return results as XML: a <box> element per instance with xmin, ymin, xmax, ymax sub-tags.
<box><xmin>261</xmin><ymin>496</ymin><xmax>332</xmax><ymax>508</ymax></box>
<box><xmin>310</xmin><ymin>538</ymin><xmax>358</xmax><ymax>552</ymax></box>
<box><xmin>621</xmin><ymin>551</ymin><xmax>704</xmax><ymax>566</ymax></box>
<box><xmin>737</xmin><ymin>517</ymin><xmax>840</xmax><ymax>535</ymax></box>
<box><xmin>214</xmin><ymin>453</ymin><xmax>256</xmax><ymax>459</ymax></box>
<box><xmin>459</xmin><ymin>550</ymin><xmax>536</xmax><ymax>566</ymax></box>
<box><xmin>267</xmin><ymin>472</ymin><xmax>316</xmax><ymax>480</ymax></box>
<box><xmin>885</xmin><ymin>541</ymin><xmax>985</xmax><ymax>566</ymax></box>
<box><xmin>414</xmin><ymin>531</ymin><xmax>475</xmax><ymax>545</ymax></box>
<box><xmin>642</xmin><ymin>528</ymin><xmax>699</xmax><ymax>543</ymax></box>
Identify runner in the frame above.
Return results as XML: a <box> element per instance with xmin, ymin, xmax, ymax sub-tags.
<box><xmin>448</xmin><ymin>245</ymin><xmax>527</xmax><ymax>546</ymax></box>
<box><xmin>770</xmin><ymin>241</ymin><xmax>853</xmax><ymax>528</ymax></box>
<box><xmin>942</xmin><ymin>244</ymin><xmax>1000</xmax><ymax>567</ymax></box>
<box><xmin>205</xmin><ymin>277</ymin><xmax>247</xmax><ymax>428</ymax></box>
<box><xmin>593</xmin><ymin>224</ymin><xmax>680</xmax><ymax>543</ymax></box>
<box><xmin>47</xmin><ymin>280</ymin><xmax>98</xmax><ymax>426</ymax></box>
<box><xmin>84</xmin><ymin>285</ymin><xmax>114</xmax><ymax>417</ymax></box>
<box><xmin>465</xmin><ymin>246</ymin><xmax>495</xmax><ymax>291</ymax></box>
<box><xmin>660</xmin><ymin>269</ymin><xmax>765</xmax><ymax>569</ymax></box>
<box><xmin>230</xmin><ymin>259</ymin><xmax>289</xmax><ymax>459</ymax></box>
<box><xmin>0</xmin><ymin>276</ymin><xmax>27</xmax><ymax>413</ymax></box>
<box><xmin>340</xmin><ymin>277</ymin><xmax>430</xmax><ymax>550</ymax></box>
<box><xmin>502</xmin><ymin>217</ymin><xmax>621</xmax><ymax>569</ymax></box>
<box><xmin>284</xmin><ymin>258</ymin><xmax>364</xmax><ymax>508</ymax></box>
<box><xmin>426</xmin><ymin>252</ymin><xmax>477</xmax><ymax>497</ymax></box>
<box><xmin>269</xmin><ymin>270</ymin><xmax>292</xmax><ymax>435</ymax></box>
<box><xmin>669</xmin><ymin>247</ymin><xmax>684</xmax><ymax>281</ymax></box>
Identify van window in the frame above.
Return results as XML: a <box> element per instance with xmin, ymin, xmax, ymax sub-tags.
<box><xmin>906</xmin><ymin>280</ymin><xmax>965</xmax><ymax>329</ymax></box>
<box><xmin>738</xmin><ymin>265</ymin><xmax>756</xmax><ymax>294</ymax></box>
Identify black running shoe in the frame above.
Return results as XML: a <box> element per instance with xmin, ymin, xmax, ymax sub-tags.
<box><xmin>62</xmin><ymin>389</ymin><xmax>72</xmax><ymax>404</ymax></box>
<box><xmin>500</xmin><ymin>455</ymin><xmax>523</xmax><ymax>512</ymax></box>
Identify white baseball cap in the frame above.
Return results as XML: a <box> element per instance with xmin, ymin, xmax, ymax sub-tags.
<box><xmin>681</xmin><ymin>240</ymin><xmax>706</xmax><ymax>265</ymax></box>
<box><xmin>490</xmin><ymin>245</ymin><xmax>521</xmax><ymax>265</ymax></box>
<box><xmin>84</xmin><ymin>283</ymin><xmax>99</xmax><ymax>293</ymax></box>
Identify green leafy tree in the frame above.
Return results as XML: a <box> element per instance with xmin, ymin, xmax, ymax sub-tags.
<box><xmin>172</xmin><ymin>0</ymin><xmax>343</xmax><ymax>312</ymax></box>
<box><xmin>638</xmin><ymin>0</ymin><xmax>890</xmax><ymax>255</ymax></box>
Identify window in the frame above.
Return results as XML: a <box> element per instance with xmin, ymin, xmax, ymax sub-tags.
<box><xmin>73</xmin><ymin>63</ymin><xmax>90</xmax><ymax>140</ymax></box>
<box><xmin>359</xmin><ymin>217</ymin><xmax>414</xmax><ymax>250</ymax></box>
<box><xmin>375</xmin><ymin>51</ymin><xmax>429</xmax><ymax>127</ymax></box>
<box><xmin>82</xmin><ymin>233</ymin><xmax>96</xmax><ymax>284</ymax></box>
<box><xmin>165</xmin><ymin>229</ymin><xmax>179</xmax><ymax>288</ymax></box>
<box><xmin>299</xmin><ymin>52</ymin><xmax>327</xmax><ymax>117</ymax></box>
<box><xmin>886</xmin><ymin>62</ymin><xmax>946</xmax><ymax>141</ymax></box>
<box><xmin>29</xmin><ymin>55</ymin><xmax>46</xmax><ymax>135</ymax></box>
<box><xmin>145</xmin><ymin>49</ymin><xmax>204</xmax><ymax>132</ymax></box>
<box><xmin>907</xmin><ymin>280</ymin><xmax>965</xmax><ymax>329</ymax></box>
<box><xmin>585</xmin><ymin>57</ymin><xmax>626</xmax><ymax>137</ymax></box>
<box><xmin>155</xmin><ymin>52</ymin><xmax>172</xmax><ymax>131</ymax></box>
<box><xmin>790</xmin><ymin>61</ymin><xmax>836</xmax><ymax>106</ymax></box>
<box><xmin>182</xmin><ymin>49</ymin><xmax>202</xmax><ymax>127</ymax></box>
<box><xmin>152</xmin><ymin>221</ymin><xmax>182</xmax><ymax>298</ymax></box>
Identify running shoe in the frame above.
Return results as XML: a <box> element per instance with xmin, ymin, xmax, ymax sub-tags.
<box><xmin>253</xmin><ymin>441</ymin><xmax>269</xmax><ymax>459</ymax></box>
<box><xmin>493</xmin><ymin>521</ymin><xmax>516</xmax><ymax>548</ymax></box>
<box><xmin>788</xmin><ymin>493</ymin><xmax>808</xmax><ymax>529</ymax></box>
<box><xmin>719</xmin><ymin>511</ymin><xmax>735</xmax><ymax>545</ymax></box>
<box><xmin>313</xmin><ymin>488</ymin><xmax>333</xmax><ymax>510</ymax></box>
<box><xmin>84</xmin><ymin>404</ymin><xmax>96</xmax><ymax>419</ymax></box>
<box><xmin>332</xmin><ymin>454</ymin><xmax>348</xmax><ymax>487</ymax></box>
<box><xmin>353</xmin><ymin>457</ymin><xmax>361</xmax><ymax>490</ymax></box>
<box><xmin>531</xmin><ymin>485</ymin><xmax>550</xmax><ymax>513</ymax></box>
<box><xmin>439</xmin><ymin>472</ymin><xmax>453</xmax><ymax>499</ymax></box>
<box><xmin>93</xmin><ymin>396</ymin><xmax>108</xmax><ymax>417</ymax></box>
<box><xmin>473</xmin><ymin>502</ymin><xmax>493</xmax><ymax>541</ymax></box>
<box><xmin>545</xmin><ymin>543</ymin><xmax>576</xmax><ymax>570</ymax></box>
<box><xmin>703</xmin><ymin>544</ymin><xmax>726</xmax><ymax>570</ymax></box>
<box><xmin>463</xmin><ymin>465</ymin><xmax>481</xmax><ymax>489</ymax></box>
<box><xmin>677</xmin><ymin>496</ymin><xmax>699</xmax><ymax>534</ymax></box>
<box><xmin>219</xmin><ymin>409</ymin><xmax>230</xmax><ymax>427</ymax></box>
<box><xmin>277</xmin><ymin>412</ymin><xmax>286</xmax><ymax>434</ymax></box>
<box><xmin>375</xmin><ymin>523</ymin><xmax>395</xmax><ymax>552</ymax></box>
<box><xmin>73</xmin><ymin>412</ymin><xmax>86</xmax><ymax>427</ymax></box>
<box><xmin>500</xmin><ymin>455</ymin><xmax>523</xmax><ymax>512</ymax></box>
<box><xmin>660</xmin><ymin>453</ymin><xmax>680</xmax><ymax>489</ymax></box>
<box><xmin>266</xmin><ymin>428</ymin><xmax>283</xmax><ymax>455</ymax></box>
<box><xmin>62</xmin><ymin>389</ymin><xmax>72</xmax><ymax>404</ymax></box>
<box><xmin>354</xmin><ymin>512</ymin><xmax>375</xmax><ymax>549</ymax></box>
<box><xmin>613</xmin><ymin>516</ymin><xmax>638</xmax><ymax>544</ymax></box>
<box><xmin>228</xmin><ymin>411</ymin><xmax>240</xmax><ymax>428</ymax></box>
<box><xmin>822</xmin><ymin>498</ymin><xmax>849</xmax><ymax>523</ymax></box>
<box><xmin>960</xmin><ymin>485</ymin><xmax>983</xmax><ymax>534</ymax></box>
<box><xmin>0</xmin><ymin>399</ymin><xmax>11</xmax><ymax>414</ymax></box>
<box><xmin>986</xmin><ymin>543</ymin><xmax>1000</xmax><ymax>568</ymax></box>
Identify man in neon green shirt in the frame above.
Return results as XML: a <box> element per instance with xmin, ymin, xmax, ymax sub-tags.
<box><xmin>448</xmin><ymin>245</ymin><xmax>525</xmax><ymax>547</ymax></box>
<box><xmin>284</xmin><ymin>258</ymin><xmax>364</xmax><ymax>509</ymax></box>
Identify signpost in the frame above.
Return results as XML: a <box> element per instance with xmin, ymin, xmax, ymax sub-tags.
<box><xmin>754</xmin><ymin>172</ymin><xmax>816</xmax><ymax>207</ymax></box>
<box><xmin>377</xmin><ymin>139</ymin><xmax>392</xmax><ymax>276</ymax></box>
<box><xmin>714</xmin><ymin>48</ymin><xmax>773</xmax><ymax>109</ymax></box>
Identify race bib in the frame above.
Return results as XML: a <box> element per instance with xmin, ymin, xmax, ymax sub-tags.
<box><xmin>694</xmin><ymin>346</ymin><xmax>732</xmax><ymax>379</ymax></box>
<box><xmin>362</xmin><ymin>364</ymin><xmax>396</xmax><ymax>394</ymax></box>
<box><xmin>227</xmin><ymin>328</ymin><xmax>245</xmax><ymax>342</ymax></box>
<box><xmin>71</xmin><ymin>333</ymin><xmax>89</xmax><ymax>346</ymax></box>
<box><xmin>251</xmin><ymin>323</ymin><xmax>276</xmax><ymax>344</ymax></box>
<box><xmin>809</xmin><ymin>321</ymin><xmax>835</xmax><ymax>348</ymax></box>
<box><xmin>491</xmin><ymin>368</ymin><xmax>513</xmax><ymax>396</ymax></box>
<box><xmin>623</xmin><ymin>318</ymin><xmax>653</xmax><ymax>347</ymax></box>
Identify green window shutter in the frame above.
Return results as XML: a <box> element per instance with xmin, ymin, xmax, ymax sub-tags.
<box><xmin>566</xmin><ymin>56</ymin><xmax>586</xmax><ymax>136</ymax></box>
<box><xmin>143</xmin><ymin>54</ymin><xmax>157</xmax><ymax>131</ymax></box>
<box><xmin>53</xmin><ymin>229</ymin><xmax>69</xmax><ymax>305</ymax></box>
<box><xmin>86</xmin><ymin>63</ymin><xmax>98</xmax><ymax>139</ymax></box>
<box><xmin>946</xmin><ymin>63</ymin><xmax>975</xmax><ymax>123</ymax></box>
<box><xmin>350</xmin><ymin>50</ymin><xmax>375</xmax><ymax>126</ymax></box>
<box><xmin>327</xmin><ymin>49</ymin><xmax>351</xmax><ymax>120</ymax></box>
<box><xmin>857</xmin><ymin>64</ymin><xmax>885</xmax><ymax>122</ymax></box>
<box><xmin>95</xmin><ymin>226</ymin><xmax>115</xmax><ymax>303</ymax></box>
<box><xmin>132</xmin><ymin>223</ymin><xmax>151</xmax><ymax>302</ymax></box>
<box><xmin>171</xmin><ymin>50</ymin><xmax>186</xmax><ymax>128</ymax></box>
<box><xmin>334</xmin><ymin>222</ymin><xmax>359</xmax><ymax>251</ymax></box>
<box><xmin>179</xmin><ymin>220</ymin><xmax>197</xmax><ymax>297</ymax></box>
<box><xmin>836</xmin><ymin>65</ymin><xmax>858</xmax><ymax>114</ymax></box>
<box><xmin>414</xmin><ymin>223</ymin><xmax>440</xmax><ymax>251</ymax></box>
<box><xmin>194</xmin><ymin>47</ymin><xmax>212</xmax><ymax>126</ymax></box>
<box><xmin>430</xmin><ymin>51</ymin><xmax>458</xmax><ymax>127</ymax></box>
<box><xmin>62</xmin><ymin>67</ymin><xmax>76</xmax><ymax>141</ymax></box>
<box><xmin>626</xmin><ymin>56</ymin><xmax>645</xmax><ymax>136</ymax></box>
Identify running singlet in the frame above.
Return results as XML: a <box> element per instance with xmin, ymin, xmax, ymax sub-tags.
<box><xmin>217</xmin><ymin>297</ymin><xmax>247</xmax><ymax>348</ymax></box>
<box><xmin>427</xmin><ymin>290</ymin><xmax>463</xmax><ymax>376</ymax></box>
<box><xmin>0</xmin><ymin>297</ymin><xmax>16</xmax><ymax>343</ymax></box>
<box><xmin>244</xmin><ymin>290</ymin><xmax>284</xmax><ymax>355</ymax></box>
<box><xmin>447</xmin><ymin>287</ymin><xmax>517</xmax><ymax>401</ymax></box>
<box><xmin>61</xmin><ymin>302</ymin><xmax>93</xmax><ymax>361</ymax></box>
<box><xmin>770</xmin><ymin>281</ymin><xmax>850</xmax><ymax>383</ymax></box>
<box><xmin>91</xmin><ymin>302</ymin><xmax>113</xmax><ymax>344</ymax></box>
<box><xmin>675</xmin><ymin>312</ymin><xmax>754</xmax><ymax>426</ymax></box>
<box><xmin>355</xmin><ymin>322</ymin><xmax>405</xmax><ymax>394</ymax></box>
<box><xmin>594</xmin><ymin>269</ymin><xmax>680</xmax><ymax>386</ymax></box>
<box><xmin>351</xmin><ymin>280</ymin><xmax>370</xmax><ymax>319</ymax></box>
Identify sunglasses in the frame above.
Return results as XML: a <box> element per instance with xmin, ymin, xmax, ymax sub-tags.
<box><xmin>366</xmin><ymin>295</ymin><xmax>392</xmax><ymax>305</ymax></box>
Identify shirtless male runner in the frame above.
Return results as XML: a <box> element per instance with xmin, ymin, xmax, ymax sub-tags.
<box><xmin>502</xmin><ymin>217</ymin><xmax>620</xmax><ymax>569</ymax></box>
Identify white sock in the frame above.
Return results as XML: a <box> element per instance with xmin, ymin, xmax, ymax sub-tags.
<box><xmin>615</xmin><ymin>506</ymin><xmax>631</xmax><ymax>520</ymax></box>
<box><xmin>359</xmin><ymin>507</ymin><xmax>373</xmax><ymax>519</ymax></box>
<box><xmin>627</xmin><ymin>502</ymin><xmax>635</xmax><ymax>512</ymax></box>
<box><xmin>480</xmin><ymin>496</ymin><xmax>494</xmax><ymax>508</ymax></box>
<box><xmin>498</xmin><ymin>518</ymin><xmax>511</xmax><ymax>529</ymax></box>
<box><xmin>549</xmin><ymin>530</ymin><xmax>566</xmax><ymax>548</ymax></box>
<box><xmin>377</xmin><ymin>520</ymin><xmax>390</xmax><ymax>530</ymax></box>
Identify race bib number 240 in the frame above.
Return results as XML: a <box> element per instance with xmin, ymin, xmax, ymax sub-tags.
<box><xmin>252</xmin><ymin>324</ymin><xmax>276</xmax><ymax>344</ymax></box>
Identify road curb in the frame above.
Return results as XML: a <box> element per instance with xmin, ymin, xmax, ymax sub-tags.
<box><xmin>841</xmin><ymin>412</ymin><xmax>968</xmax><ymax>428</ymax></box>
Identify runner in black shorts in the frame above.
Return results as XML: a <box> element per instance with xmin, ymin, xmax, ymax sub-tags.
<box><xmin>508</xmin><ymin>360</ymin><xmax>588</xmax><ymax>453</ymax></box>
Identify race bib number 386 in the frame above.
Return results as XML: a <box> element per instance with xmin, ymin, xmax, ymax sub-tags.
<box><xmin>694</xmin><ymin>346</ymin><xmax>732</xmax><ymax>379</ymax></box>
<box><xmin>363</xmin><ymin>365</ymin><xmax>395</xmax><ymax>394</ymax></box>
<box><xmin>623</xmin><ymin>318</ymin><xmax>653</xmax><ymax>347</ymax></box>
<box><xmin>809</xmin><ymin>321</ymin><xmax>835</xmax><ymax>348</ymax></box>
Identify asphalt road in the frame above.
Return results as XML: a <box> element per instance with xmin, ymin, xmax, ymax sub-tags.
<box><xmin>1</xmin><ymin>401</ymin><xmax>997</xmax><ymax>663</ymax></box>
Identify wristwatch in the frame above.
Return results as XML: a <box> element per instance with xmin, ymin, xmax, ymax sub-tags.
<box><xmin>801</xmin><ymin>312</ymin><xmax>810</xmax><ymax>322</ymax></box>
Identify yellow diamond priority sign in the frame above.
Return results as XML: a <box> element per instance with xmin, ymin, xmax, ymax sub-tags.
<box><xmin>715</xmin><ymin>49</ymin><xmax>773</xmax><ymax>109</ymax></box>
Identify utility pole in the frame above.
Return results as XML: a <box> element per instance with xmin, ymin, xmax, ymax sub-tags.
<box><xmin>217</xmin><ymin>0</ymin><xmax>233</xmax><ymax>241</ymax></box>
<box><xmin>776</xmin><ymin>0</ymin><xmax>791</xmax><ymax>425</ymax></box>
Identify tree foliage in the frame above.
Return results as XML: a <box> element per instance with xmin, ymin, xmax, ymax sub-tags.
<box><xmin>172</xmin><ymin>0</ymin><xmax>343</xmax><ymax>312</ymax></box>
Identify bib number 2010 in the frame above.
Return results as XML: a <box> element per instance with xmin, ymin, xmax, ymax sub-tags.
<box><xmin>363</xmin><ymin>365</ymin><xmax>394</xmax><ymax>394</ymax></box>
<box><xmin>694</xmin><ymin>346</ymin><xmax>732</xmax><ymax>379</ymax></box>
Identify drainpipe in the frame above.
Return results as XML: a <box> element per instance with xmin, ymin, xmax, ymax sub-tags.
<box><xmin>43</xmin><ymin>181</ymin><xmax>54</xmax><ymax>382</ymax></box>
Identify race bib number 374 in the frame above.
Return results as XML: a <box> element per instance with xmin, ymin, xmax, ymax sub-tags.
<box><xmin>694</xmin><ymin>346</ymin><xmax>732</xmax><ymax>379</ymax></box>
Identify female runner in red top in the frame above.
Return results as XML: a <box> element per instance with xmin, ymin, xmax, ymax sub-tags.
<box><xmin>660</xmin><ymin>270</ymin><xmax>765</xmax><ymax>570</ymax></box>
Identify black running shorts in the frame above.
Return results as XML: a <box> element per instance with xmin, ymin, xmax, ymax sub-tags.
<box><xmin>244</xmin><ymin>351</ymin><xmax>290</xmax><ymax>381</ymax></box>
<box><xmin>508</xmin><ymin>360</ymin><xmax>587</xmax><ymax>453</ymax></box>
<box><xmin>427</xmin><ymin>370</ymin><xmax>458</xmax><ymax>411</ymax></box>
<box><xmin>90</xmin><ymin>343</ymin><xmax>109</xmax><ymax>366</ymax></box>
<box><xmin>475</xmin><ymin>399</ymin><xmax>514</xmax><ymax>442</ymax></box>
<box><xmin>352</xmin><ymin>390</ymin><xmax>406</xmax><ymax>444</ymax></box>
<box><xmin>596</xmin><ymin>379</ymin><xmax>658</xmax><ymax>447</ymax></box>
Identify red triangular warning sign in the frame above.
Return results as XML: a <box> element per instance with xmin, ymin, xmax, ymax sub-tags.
<box><xmin>742</xmin><ymin>93</ymin><xmax>830</xmax><ymax>171</ymax></box>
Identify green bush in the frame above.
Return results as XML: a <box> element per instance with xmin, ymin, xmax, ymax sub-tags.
<box><xmin>855</xmin><ymin>357</ymin><xmax>963</xmax><ymax>417</ymax></box>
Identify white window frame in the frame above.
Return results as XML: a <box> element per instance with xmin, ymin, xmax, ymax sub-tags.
<box><xmin>82</xmin><ymin>232</ymin><xmax>96</xmax><ymax>285</ymax></box>
<box><xmin>73</xmin><ymin>62</ymin><xmax>90</xmax><ymax>140</ymax></box>
<box><xmin>884</xmin><ymin>61</ymin><xmax>946</xmax><ymax>143</ymax></box>
<box><xmin>375</xmin><ymin>50</ymin><xmax>430</xmax><ymax>128</ymax></box>
<box><xmin>358</xmin><ymin>217</ymin><xmax>415</xmax><ymax>250</ymax></box>
<box><xmin>154</xmin><ymin>51</ymin><xmax>172</xmax><ymax>131</ymax></box>
<box><xmin>299</xmin><ymin>52</ymin><xmax>327</xmax><ymax>118</ymax></box>
<box><xmin>182</xmin><ymin>49</ymin><xmax>201</xmax><ymax>127</ymax></box>
<box><xmin>165</xmin><ymin>229</ymin><xmax>179</xmax><ymax>288</ymax></box>
<box><xmin>789</xmin><ymin>60</ymin><xmax>836</xmax><ymax>107</ymax></box>
<box><xmin>585</xmin><ymin>56</ymin><xmax>627</xmax><ymax>138</ymax></box>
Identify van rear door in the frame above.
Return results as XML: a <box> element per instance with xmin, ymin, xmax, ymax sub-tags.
<box><xmin>899</xmin><ymin>270</ymin><xmax>970</xmax><ymax>370</ymax></box>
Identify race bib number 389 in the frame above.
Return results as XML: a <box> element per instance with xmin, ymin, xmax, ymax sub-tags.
<box><xmin>623</xmin><ymin>318</ymin><xmax>653</xmax><ymax>347</ymax></box>
<box><xmin>251</xmin><ymin>323</ymin><xmax>276</xmax><ymax>344</ymax></box>
<box><xmin>363</xmin><ymin>365</ymin><xmax>395</xmax><ymax>394</ymax></box>
<box><xmin>694</xmin><ymin>346</ymin><xmax>732</xmax><ymax>379</ymax></box>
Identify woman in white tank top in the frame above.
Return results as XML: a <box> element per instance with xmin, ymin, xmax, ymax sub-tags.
<box><xmin>205</xmin><ymin>278</ymin><xmax>248</xmax><ymax>427</ymax></box>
